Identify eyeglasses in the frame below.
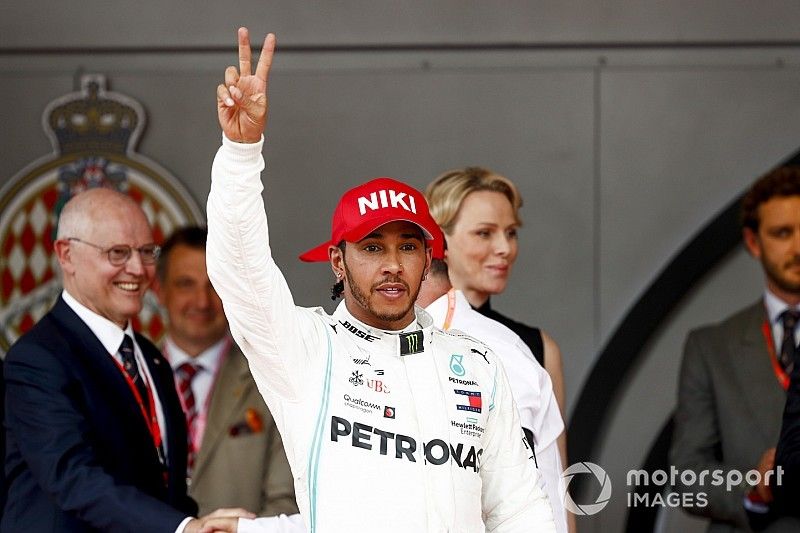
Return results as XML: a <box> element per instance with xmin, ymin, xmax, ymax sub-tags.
<box><xmin>67</xmin><ymin>237</ymin><xmax>161</xmax><ymax>266</ymax></box>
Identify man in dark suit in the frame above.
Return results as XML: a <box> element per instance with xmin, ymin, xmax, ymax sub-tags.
<box><xmin>757</xmin><ymin>335</ymin><xmax>800</xmax><ymax>526</ymax></box>
<box><xmin>2</xmin><ymin>188</ymin><xmax>249</xmax><ymax>532</ymax></box>
<box><xmin>670</xmin><ymin>166</ymin><xmax>800</xmax><ymax>532</ymax></box>
<box><xmin>153</xmin><ymin>226</ymin><xmax>297</xmax><ymax>517</ymax></box>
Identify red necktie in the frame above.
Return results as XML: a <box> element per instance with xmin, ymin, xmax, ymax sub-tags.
<box><xmin>176</xmin><ymin>362</ymin><xmax>200</xmax><ymax>476</ymax></box>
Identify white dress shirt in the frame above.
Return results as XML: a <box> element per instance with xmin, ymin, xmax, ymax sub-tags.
<box><xmin>163</xmin><ymin>335</ymin><xmax>227</xmax><ymax>450</ymax></box>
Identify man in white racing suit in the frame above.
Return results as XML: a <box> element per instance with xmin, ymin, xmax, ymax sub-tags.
<box><xmin>206</xmin><ymin>27</ymin><xmax>556</xmax><ymax>533</ymax></box>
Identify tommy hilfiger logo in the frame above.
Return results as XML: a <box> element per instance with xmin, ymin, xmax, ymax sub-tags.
<box><xmin>454</xmin><ymin>389</ymin><xmax>482</xmax><ymax>413</ymax></box>
<box><xmin>400</xmin><ymin>331</ymin><xmax>424</xmax><ymax>355</ymax></box>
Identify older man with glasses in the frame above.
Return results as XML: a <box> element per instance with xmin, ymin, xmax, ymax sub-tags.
<box><xmin>2</xmin><ymin>188</ymin><xmax>250</xmax><ymax>533</ymax></box>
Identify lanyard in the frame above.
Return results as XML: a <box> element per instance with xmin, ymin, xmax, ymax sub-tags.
<box><xmin>760</xmin><ymin>319</ymin><xmax>790</xmax><ymax>391</ymax></box>
<box><xmin>110</xmin><ymin>353</ymin><xmax>165</xmax><ymax>464</ymax></box>
<box><xmin>442</xmin><ymin>288</ymin><xmax>457</xmax><ymax>331</ymax></box>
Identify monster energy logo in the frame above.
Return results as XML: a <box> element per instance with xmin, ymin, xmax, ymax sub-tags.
<box><xmin>400</xmin><ymin>331</ymin><xmax>424</xmax><ymax>355</ymax></box>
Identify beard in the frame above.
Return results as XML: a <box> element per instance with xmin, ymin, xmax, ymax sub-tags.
<box><xmin>762</xmin><ymin>253</ymin><xmax>800</xmax><ymax>296</ymax></box>
<box><xmin>343</xmin><ymin>260</ymin><xmax>422</xmax><ymax>326</ymax></box>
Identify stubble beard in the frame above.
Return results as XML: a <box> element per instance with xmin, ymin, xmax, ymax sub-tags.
<box><xmin>763</xmin><ymin>253</ymin><xmax>800</xmax><ymax>297</ymax></box>
<box><xmin>343</xmin><ymin>259</ymin><xmax>422</xmax><ymax>326</ymax></box>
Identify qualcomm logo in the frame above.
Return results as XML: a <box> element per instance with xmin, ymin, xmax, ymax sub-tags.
<box><xmin>561</xmin><ymin>462</ymin><xmax>612</xmax><ymax>516</ymax></box>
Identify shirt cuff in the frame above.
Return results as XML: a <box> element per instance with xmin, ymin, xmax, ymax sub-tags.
<box><xmin>174</xmin><ymin>516</ymin><xmax>193</xmax><ymax>533</ymax></box>
<box><xmin>222</xmin><ymin>132</ymin><xmax>265</xmax><ymax>161</ymax></box>
<box><xmin>743</xmin><ymin>490</ymin><xmax>770</xmax><ymax>514</ymax></box>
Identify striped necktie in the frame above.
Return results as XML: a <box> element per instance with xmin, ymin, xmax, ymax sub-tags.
<box><xmin>119</xmin><ymin>335</ymin><xmax>149</xmax><ymax>416</ymax></box>
<box><xmin>176</xmin><ymin>362</ymin><xmax>200</xmax><ymax>476</ymax></box>
<box><xmin>781</xmin><ymin>309</ymin><xmax>800</xmax><ymax>374</ymax></box>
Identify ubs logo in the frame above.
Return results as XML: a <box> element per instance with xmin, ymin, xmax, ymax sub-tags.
<box><xmin>349</xmin><ymin>371</ymin><xmax>364</xmax><ymax>386</ymax></box>
<box><xmin>367</xmin><ymin>379</ymin><xmax>390</xmax><ymax>394</ymax></box>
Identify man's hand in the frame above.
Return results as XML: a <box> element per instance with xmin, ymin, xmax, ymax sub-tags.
<box><xmin>754</xmin><ymin>447</ymin><xmax>776</xmax><ymax>503</ymax></box>
<box><xmin>184</xmin><ymin>507</ymin><xmax>255</xmax><ymax>533</ymax></box>
<box><xmin>217</xmin><ymin>27</ymin><xmax>275</xmax><ymax>143</ymax></box>
<box><xmin>196</xmin><ymin>517</ymin><xmax>239</xmax><ymax>533</ymax></box>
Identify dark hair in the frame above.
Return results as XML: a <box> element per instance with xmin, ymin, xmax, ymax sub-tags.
<box><xmin>157</xmin><ymin>225</ymin><xmax>208</xmax><ymax>281</ymax></box>
<box><xmin>330</xmin><ymin>242</ymin><xmax>346</xmax><ymax>300</ymax></box>
<box><xmin>741</xmin><ymin>166</ymin><xmax>800</xmax><ymax>231</ymax></box>
<box><xmin>429</xmin><ymin>258</ymin><xmax>448</xmax><ymax>279</ymax></box>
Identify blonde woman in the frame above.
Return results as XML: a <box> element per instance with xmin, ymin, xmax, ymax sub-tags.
<box><xmin>426</xmin><ymin>168</ymin><xmax>573</xmax><ymax>529</ymax></box>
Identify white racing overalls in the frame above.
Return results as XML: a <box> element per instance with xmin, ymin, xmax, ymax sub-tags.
<box><xmin>207</xmin><ymin>135</ymin><xmax>556</xmax><ymax>533</ymax></box>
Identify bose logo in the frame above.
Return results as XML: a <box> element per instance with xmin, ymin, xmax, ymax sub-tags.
<box><xmin>340</xmin><ymin>320</ymin><xmax>380</xmax><ymax>342</ymax></box>
<box><xmin>358</xmin><ymin>189</ymin><xmax>417</xmax><ymax>216</ymax></box>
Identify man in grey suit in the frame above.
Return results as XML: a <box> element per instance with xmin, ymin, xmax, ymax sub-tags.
<box><xmin>671</xmin><ymin>166</ymin><xmax>800</xmax><ymax>532</ymax></box>
<box><xmin>154</xmin><ymin>226</ymin><xmax>298</xmax><ymax>518</ymax></box>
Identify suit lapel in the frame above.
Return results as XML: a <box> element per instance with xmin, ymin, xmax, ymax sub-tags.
<box><xmin>728</xmin><ymin>301</ymin><xmax>787</xmax><ymax>442</ymax></box>
<box><xmin>192</xmin><ymin>345</ymin><xmax>253</xmax><ymax>482</ymax></box>
<box><xmin>50</xmin><ymin>298</ymin><xmax>158</xmax><ymax>449</ymax></box>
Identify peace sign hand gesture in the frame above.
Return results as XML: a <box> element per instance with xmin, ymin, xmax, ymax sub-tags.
<box><xmin>216</xmin><ymin>27</ymin><xmax>275</xmax><ymax>143</ymax></box>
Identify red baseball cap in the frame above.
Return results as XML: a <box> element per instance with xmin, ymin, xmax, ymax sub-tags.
<box><xmin>299</xmin><ymin>177</ymin><xmax>439</xmax><ymax>262</ymax></box>
<box><xmin>429</xmin><ymin>223</ymin><xmax>446</xmax><ymax>260</ymax></box>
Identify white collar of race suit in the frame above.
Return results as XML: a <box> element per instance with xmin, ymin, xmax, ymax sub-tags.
<box><xmin>331</xmin><ymin>301</ymin><xmax>434</xmax><ymax>356</ymax></box>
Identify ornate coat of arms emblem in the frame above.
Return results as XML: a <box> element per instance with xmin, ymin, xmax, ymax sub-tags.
<box><xmin>0</xmin><ymin>74</ymin><xmax>203</xmax><ymax>353</ymax></box>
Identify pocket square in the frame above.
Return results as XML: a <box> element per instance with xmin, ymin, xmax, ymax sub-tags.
<box><xmin>228</xmin><ymin>407</ymin><xmax>264</xmax><ymax>436</ymax></box>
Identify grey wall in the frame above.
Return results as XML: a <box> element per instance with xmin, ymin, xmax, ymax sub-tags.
<box><xmin>3</xmin><ymin>2</ymin><xmax>800</xmax><ymax>532</ymax></box>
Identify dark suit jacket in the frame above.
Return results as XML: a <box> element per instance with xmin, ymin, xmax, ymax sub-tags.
<box><xmin>770</xmin><ymin>335</ymin><xmax>800</xmax><ymax>518</ymax></box>
<box><xmin>671</xmin><ymin>301</ymin><xmax>800</xmax><ymax>533</ymax></box>
<box><xmin>2</xmin><ymin>296</ymin><xmax>197</xmax><ymax>532</ymax></box>
<box><xmin>187</xmin><ymin>344</ymin><xmax>296</xmax><ymax>516</ymax></box>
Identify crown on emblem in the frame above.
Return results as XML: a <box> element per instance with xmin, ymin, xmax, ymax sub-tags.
<box><xmin>46</xmin><ymin>75</ymin><xmax>141</xmax><ymax>155</ymax></box>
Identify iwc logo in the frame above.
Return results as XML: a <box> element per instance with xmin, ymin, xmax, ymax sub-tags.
<box><xmin>0</xmin><ymin>75</ymin><xmax>203</xmax><ymax>353</ymax></box>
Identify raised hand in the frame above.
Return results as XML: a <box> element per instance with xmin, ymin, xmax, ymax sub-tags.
<box><xmin>216</xmin><ymin>27</ymin><xmax>276</xmax><ymax>143</ymax></box>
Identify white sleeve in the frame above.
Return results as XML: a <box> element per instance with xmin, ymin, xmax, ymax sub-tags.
<box><xmin>535</xmin><ymin>440</ymin><xmax>568</xmax><ymax>533</ymax></box>
<box><xmin>514</xmin><ymin>336</ymin><xmax>564</xmax><ymax>453</ymax></box>
<box><xmin>480</xmin><ymin>356</ymin><xmax>557</xmax><ymax>533</ymax></box>
<box><xmin>206</xmin><ymin>135</ymin><xmax>326</xmax><ymax>402</ymax></box>
<box><xmin>238</xmin><ymin>513</ymin><xmax>307</xmax><ymax>533</ymax></box>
